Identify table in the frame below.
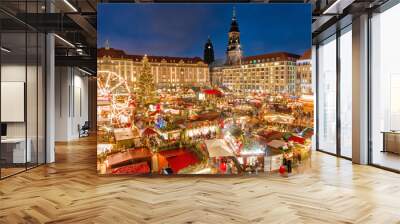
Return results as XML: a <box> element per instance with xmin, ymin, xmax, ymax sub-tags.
<box><xmin>382</xmin><ymin>131</ymin><xmax>400</xmax><ymax>154</ymax></box>
<box><xmin>1</xmin><ymin>138</ymin><xmax>32</xmax><ymax>164</ymax></box>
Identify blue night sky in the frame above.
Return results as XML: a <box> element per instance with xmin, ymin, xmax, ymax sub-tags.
<box><xmin>98</xmin><ymin>4</ymin><xmax>311</xmax><ymax>59</ymax></box>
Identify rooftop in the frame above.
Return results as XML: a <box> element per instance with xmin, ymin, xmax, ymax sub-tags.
<box><xmin>98</xmin><ymin>48</ymin><xmax>205</xmax><ymax>64</ymax></box>
<box><xmin>243</xmin><ymin>52</ymin><xmax>300</xmax><ymax>63</ymax></box>
<box><xmin>298</xmin><ymin>49</ymin><xmax>311</xmax><ymax>60</ymax></box>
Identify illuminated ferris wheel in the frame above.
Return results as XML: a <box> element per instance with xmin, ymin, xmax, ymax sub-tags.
<box><xmin>97</xmin><ymin>70</ymin><xmax>135</xmax><ymax>127</ymax></box>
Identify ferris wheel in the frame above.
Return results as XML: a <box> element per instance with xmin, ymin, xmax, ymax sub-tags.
<box><xmin>97</xmin><ymin>70</ymin><xmax>135</xmax><ymax>127</ymax></box>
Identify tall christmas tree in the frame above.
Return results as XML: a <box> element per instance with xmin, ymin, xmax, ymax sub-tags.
<box><xmin>137</xmin><ymin>54</ymin><xmax>156</xmax><ymax>105</ymax></box>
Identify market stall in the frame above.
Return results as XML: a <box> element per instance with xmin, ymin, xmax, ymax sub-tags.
<box><xmin>204</xmin><ymin>139</ymin><xmax>239</xmax><ymax>174</ymax></box>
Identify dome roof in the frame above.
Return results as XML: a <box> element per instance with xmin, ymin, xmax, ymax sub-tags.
<box><xmin>204</xmin><ymin>37</ymin><xmax>213</xmax><ymax>48</ymax></box>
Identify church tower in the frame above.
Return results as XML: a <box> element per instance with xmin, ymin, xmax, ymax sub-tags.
<box><xmin>203</xmin><ymin>36</ymin><xmax>215</xmax><ymax>64</ymax></box>
<box><xmin>226</xmin><ymin>7</ymin><xmax>242</xmax><ymax>65</ymax></box>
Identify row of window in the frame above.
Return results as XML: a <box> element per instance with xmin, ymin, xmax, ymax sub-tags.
<box><xmin>243</xmin><ymin>59</ymin><xmax>297</xmax><ymax>65</ymax></box>
<box><xmin>224</xmin><ymin>79</ymin><xmax>290</xmax><ymax>84</ymax></box>
<box><xmin>224</xmin><ymin>84</ymin><xmax>290</xmax><ymax>92</ymax></box>
<box><xmin>98</xmin><ymin>65</ymin><xmax>208</xmax><ymax>77</ymax></box>
<box><xmin>224</xmin><ymin>66</ymin><xmax>296</xmax><ymax>72</ymax></box>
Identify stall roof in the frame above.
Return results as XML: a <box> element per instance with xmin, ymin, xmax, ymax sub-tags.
<box><xmin>142</xmin><ymin>128</ymin><xmax>157</xmax><ymax>136</ymax></box>
<box><xmin>107</xmin><ymin>148</ymin><xmax>152</xmax><ymax>167</ymax></box>
<box><xmin>205</xmin><ymin>139</ymin><xmax>234</xmax><ymax>158</ymax></box>
<box><xmin>267</xmin><ymin>140</ymin><xmax>287</xmax><ymax>149</ymax></box>
<box><xmin>203</xmin><ymin>89</ymin><xmax>223</xmax><ymax>96</ymax></box>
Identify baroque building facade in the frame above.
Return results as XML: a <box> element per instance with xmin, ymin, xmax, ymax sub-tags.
<box><xmin>97</xmin><ymin>8</ymin><xmax>312</xmax><ymax>96</ymax></box>
<box><xmin>296</xmin><ymin>49</ymin><xmax>312</xmax><ymax>95</ymax></box>
<box><xmin>208</xmin><ymin>8</ymin><xmax>303</xmax><ymax>95</ymax></box>
<box><xmin>97</xmin><ymin>46</ymin><xmax>210</xmax><ymax>89</ymax></box>
<box><xmin>211</xmin><ymin>52</ymin><xmax>299</xmax><ymax>94</ymax></box>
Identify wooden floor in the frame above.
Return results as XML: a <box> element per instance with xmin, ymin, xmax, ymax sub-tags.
<box><xmin>373</xmin><ymin>151</ymin><xmax>400</xmax><ymax>171</ymax></box>
<box><xmin>1</xmin><ymin>167</ymin><xmax>26</xmax><ymax>178</ymax></box>
<box><xmin>1</xmin><ymin>137</ymin><xmax>400</xmax><ymax>224</ymax></box>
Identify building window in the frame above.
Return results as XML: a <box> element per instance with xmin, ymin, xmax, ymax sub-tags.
<box><xmin>317</xmin><ymin>35</ymin><xmax>337</xmax><ymax>154</ymax></box>
<box><xmin>339</xmin><ymin>26</ymin><xmax>352</xmax><ymax>158</ymax></box>
<box><xmin>370</xmin><ymin>3</ymin><xmax>400</xmax><ymax>170</ymax></box>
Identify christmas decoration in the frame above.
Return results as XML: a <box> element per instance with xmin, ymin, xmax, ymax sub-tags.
<box><xmin>137</xmin><ymin>55</ymin><xmax>156</xmax><ymax>105</ymax></box>
<box><xmin>279</xmin><ymin>165</ymin><xmax>286</xmax><ymax>174</ymax></box>
<box><xmin>97</xmin><ymin>70</ymin><xmax>134</xmax><ymax>127</ymax></box>
<box><xmin>155</xmin><ymin>116</ymin><xmax>166</xmax><ymax>129</ymax></box>
<box><xmin>96</xmin><ymin>10</ymin><xmax>315</xmax><ymax>177</ymax></box>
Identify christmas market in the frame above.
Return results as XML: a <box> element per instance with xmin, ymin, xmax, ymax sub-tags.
<box><xmin>97</xmin><ymin>53</ymin><xmax>313</xmax><ymax>176</ymax></box>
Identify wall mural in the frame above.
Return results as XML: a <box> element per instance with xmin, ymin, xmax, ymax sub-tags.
<box><xmin>97</xmin><ymin>4</ymin><xmax>313</xmax><ymax>175</ymax></box>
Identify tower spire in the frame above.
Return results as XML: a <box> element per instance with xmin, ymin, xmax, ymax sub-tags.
<box><xmin>105</xmin><ymin>39</ymin><xmax>110</xmax><ymax>50</ymax></box>
<box><xmin>204</xmin><ymin>36</ymin><xmax>215</xmax><ymax>64</ymax></box>
<box><xmin>226</xmin><ymin>6</ymin><xmax>242</xmax><ymax>65</ymax></box>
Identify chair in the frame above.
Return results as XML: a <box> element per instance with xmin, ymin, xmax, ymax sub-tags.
<box><xmin>79</xmin><ymin>121</ymin><xmax>90</xmax><ymax>138</ymax></box>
